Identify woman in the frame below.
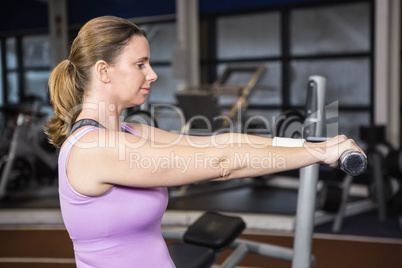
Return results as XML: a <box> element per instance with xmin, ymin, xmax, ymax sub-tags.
<box><xmin>46</xmin><ymin>16</ymin><xmax>363</xmax><ymax>267</ymax></box>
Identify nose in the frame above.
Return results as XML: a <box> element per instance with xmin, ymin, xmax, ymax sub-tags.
<box><xmin>147</xmin><ymin>66</ymin><xmax>158</xmax><ymax>82</ymax></box>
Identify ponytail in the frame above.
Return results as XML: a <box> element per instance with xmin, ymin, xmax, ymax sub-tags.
<box><xmin>45</xmin><ymin>60</ymin><xmax>84</xmax><ymax>146</ymax></box>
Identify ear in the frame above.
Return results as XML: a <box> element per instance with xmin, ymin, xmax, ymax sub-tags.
<box><xmin>94</xmin><ymin>60</ymin><xmax>110</xmax><ymax>83</ymax></box>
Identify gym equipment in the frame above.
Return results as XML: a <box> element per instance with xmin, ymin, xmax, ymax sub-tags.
<box><xmin>303</xmin><ymin>75</ymin><xmax>327</xmax><ymax>139</ymax></box>
<box><xmin>339</xmin><ymin>150</ymin><xmax>367</xmax><ymax>177</ymax></box>
<box><xmin>164</xmin><ymin>211</ymin><xmax>314</xmax><ymax>268</ymax></box>
<box><xmin>359</xmin><ymin>125</ymin><xmax>397</xmax><ymax>221</ymax></box>
<box><xmin>386</xmin><ymin>149</ymin><xmax>402</xmax><ymax>179</ymax></box>
<box><xmin>316</xmin><ymin>124</ymin><xmax>400</xmax><ymax>233</ymax></box>
<box><xmin>167</xmin><ymin>211</ymin><xmax>245</xmax><ymax>268</ymax></box>
<box><xmin>0</xmin><ymin>102</ymin><xmax>57</xmax><ymax>199</ymax></box>
<box><xmin>274</xmin><ymin>76</ymin><xmax>373</xmax><ymax>234</ymax></box>
<box><xmin>275</xmin><ymin>75</ymin><xmax>368</xmax><ymax>266</ymax></box>
<box><xmin>274</xmin><ymin>109</ymin><xmax>304</xmax><ymax>139</ymax></box>
<box><xmin>176</xmin><ymin>65</ymin><xmax>265</xmax><ymax>133</ymax></box>
<box><xmin>274</xmin><ymin>75</ymin><xmax>326</xmax><ymax>140</ymax></box>
<box><xmin>165</xmin><ymin>75</ymin><xmax>367</xmax><ymax>268</ymax></box>
<box><xmin>369</xmin><ymin>129</ymin><xmax>402</xmax><ymax>231</ymax></box>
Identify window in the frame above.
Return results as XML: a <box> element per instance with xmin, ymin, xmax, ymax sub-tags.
<box><xmin>207</xmin><ymin>1</ymin><xmax>373</xmax><ymax>140</ymax></box>
<box><xmin>291</xmin><ymin>3</ymin><xmax>370</xmax><ymax>55</ymax></box>
<box><xmin>1</xmin><ymin>34</ymin><xmax>51</xmax><ymax>105</ymax></box>
<box><xmin>6</xmin><ymin>37</ymin><xmax>19</xmax><ymax>104</ymax></box>
<box><xmin>23</xmin><ymin>35</ymin><xmax>51</xmax><ymax>68</ymax></box>
<box><xmin>217</xmin><ymin>12</ymin><xmax>281</xmax><ymax>59</ymax></box>
<box><xmin>289</xmin><ymin>2</ymin><xmax>372</xmax><ymax>139</ymax></box>
<box><xmin>22</xmin><ymin>35</ymin><xmax>51</xmax><ymax>102</ymax></box>
<box><xmin>214</xmin><ymin>11</ymin><xmax>283</xmax><ymax>131</ymax></box>
<box><xmin>289</xmin><ymin>58</ymin><xmax>370</xmax><ymax>106</ymax></box>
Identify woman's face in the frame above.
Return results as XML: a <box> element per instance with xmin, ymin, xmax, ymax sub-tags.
<box><xmin>108</xmin><ymin>35</ymin><xmax>157</xmax><ymax>109</ymax></box>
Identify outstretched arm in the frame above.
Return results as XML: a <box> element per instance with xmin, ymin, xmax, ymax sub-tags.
<box><xmin>125</xmin><ymin>123</ymin><xmax>273</xmax><ymax>147</ymax></box>
<box><xmin>67</xmin><ymin>128</ymin><xmax>362</xmax><ymax>196</ymax></box>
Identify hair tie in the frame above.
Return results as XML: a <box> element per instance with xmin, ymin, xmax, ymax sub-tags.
<box><xmin>68</xmin><ymin>59</ymin><xmax>75</xmax><ymax>71</ymax></box>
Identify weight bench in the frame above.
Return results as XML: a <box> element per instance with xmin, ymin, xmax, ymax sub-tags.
<box><xmin>167</xmin><ymin>211</ymin><xmax>246</xmax><ymax>268</ymax></box>
<box><xmin>164</xmin><ymin>210</ymin><xmax>317</xmax><ymax>268</ymax></box>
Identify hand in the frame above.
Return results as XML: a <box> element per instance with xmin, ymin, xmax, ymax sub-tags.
<box><xmin>304</xmin><ymin>135</ymin><xmax>366</xmax><ymax>167</ymax></box>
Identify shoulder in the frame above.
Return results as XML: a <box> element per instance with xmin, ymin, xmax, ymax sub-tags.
<box><xmin>65</xmin><ymin>127</ymin><xmax>144</xmax><ymax>196</ymax></box>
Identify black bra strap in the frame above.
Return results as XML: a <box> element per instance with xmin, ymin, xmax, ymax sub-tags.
<box><xmin>70</xmin><ymin>119</ymin><xmax>106</xmax><ymax>134</ymax></box>
<box><xmin>69</xmin><ymin>119</ymin><xmax>132</xmax><ymax>134</ymax></box>
<box><xmin>58</xmin><ymin>119</ymin><xmax>105</xmax><ymax>148</ymax></box>
<box><xmin>60</xmin><ymin>119</ymin><xmax>133</xmax><ymax>149</ymax></box>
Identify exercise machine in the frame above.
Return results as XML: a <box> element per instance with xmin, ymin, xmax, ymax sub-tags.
<box><xmin>275</xmin><ymin>76</ymin><xmax>373</xmax><ymax>233</ymax></box>
<box><xmin>164</xmin><ymin>75</ymin><xmax>367</xmax><ymax>268</ymax></box>
<box><xmin>164</xmin><ymin>143</ymin><xmax>366</xmax><ymax>268</ymax></box>
<box><xmin>0</xmin><ymin>101</ymin><xmax>57</xmax><ymax>199</ymax></box>
<box><xmin>360</xmin><ymin>125</ymin><xmax>402</xmax><ymax>231</ymax></box>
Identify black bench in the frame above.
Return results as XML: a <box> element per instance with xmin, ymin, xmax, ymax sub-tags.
<box><xmin>168</xmin><ymin>211</ymin><xmax>246</xmax><ymax>268</ymax></box>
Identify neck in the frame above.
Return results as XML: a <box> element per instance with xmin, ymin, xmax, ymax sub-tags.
<box><xmin>76</xmin><ymin>100</ymin><xmax>122</xmax><ymax>132</ymax></box>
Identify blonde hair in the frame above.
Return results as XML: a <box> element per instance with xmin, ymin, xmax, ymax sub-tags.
<box><xmin>45</xmin><ymin>16</ymin><xmax>146</xmax><ymax>146</ymax></box>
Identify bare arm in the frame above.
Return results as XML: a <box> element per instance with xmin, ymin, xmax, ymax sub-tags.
<box><xmin>67</xmin><ymin>128</ymin><xmax>361</xmax><ymax>195</ymax></box>
<box><xmin>126</xmin><ymin>123</ymin><xmax>273</xmax><ymax>147</ymax></box>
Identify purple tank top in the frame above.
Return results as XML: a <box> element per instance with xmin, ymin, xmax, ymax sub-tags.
<box><xmin>58</xmin><ymin>125</ymin><xmax>174</xmax><ymax>268</ymax></box>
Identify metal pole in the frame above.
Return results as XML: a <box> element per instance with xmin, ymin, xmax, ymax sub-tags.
<box><xmin>48</xmin><ymin>0</ymin><xmax>68</xmax><ymax>68</ymax></box>
<box><xmin>174</xmin><ymin>0</ymin><xmax>199</xmax><ymax>90</ymax></box>
<box><xmin>291</xmin><ymin>164</ymin><xmax>319</xmax><ymax>268</ymax></box>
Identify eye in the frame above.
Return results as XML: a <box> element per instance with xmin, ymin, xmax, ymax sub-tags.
<box><xmin>137</xmin><ymin>63</ymin><xmax>145</xmax><ymax>69</ymax></box>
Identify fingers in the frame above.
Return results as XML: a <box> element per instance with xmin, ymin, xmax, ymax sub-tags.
<box><xmin>324</xmin><ymin>135</ymin><xmax>348</xmax><ymax>147</ymax></box>
<box><xmin>342</xmin><ymin>138</ymin><xmax>366</xmax><ymax>158</ymax></box>
<box><xmin>328</xmin><ymin>138</ymin><xmax>366</xmax><ymax>165</ymax></box>
<box><xmin>304</xmin><ymin>135</ymin><xmax>366</xmax><ymax>166</ymax></box>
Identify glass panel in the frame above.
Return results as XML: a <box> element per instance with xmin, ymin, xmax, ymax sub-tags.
<box><xmin>217</xmin><ymin>12</ymin><xmax>281</xmax><ymax>59</ymax></box>
<box><xmin>217</xmin><ymin>61</ymin><xmax>282</xmax><ymax>106</ymax></box>
<box><xmin>140</xmin><ymin>22</ymin><xmax>176</xmax><ymax>62</ymax></box>
<box><xmin>23</xmin><ymin>35</ymin><xmax>51</xmax><ymax>68</ymax></box>
<box><xmin>6</xmin><ymin>37</ymin><xmax>17</xmax><ymax>69</ymax></box>
<box><xmin>7</xmin><ymin>72</ymin><xmax>19</xmax><ymax>103</ymax></box>
<box><xmin>290</xmin><ymin>58</ymin><xmax>370</xmax><ymax>106</ymax></box>
<box><xmin>24</xmin><ymin>70</ymin><xmax>51</xmax><ymax>102</ymax></box>
<box><xmin>291</xmin><ymin>2</ymin><xmax>370</xmax><ymax>55</ymax></box>
<box><xmin>148</xmin><ymin>66</ymin><xmax>180</xmax><ymax>104</ymax></box>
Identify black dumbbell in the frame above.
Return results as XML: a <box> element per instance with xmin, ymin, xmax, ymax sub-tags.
<box><xmin>306</xmin><ymin>137</ymin><xmax>367</xmax><ymax>176</ymax></box>
<box><xmin>339</xmin><ymin>150</ymin><xmax>367</xmax><ymax>176</ymax></box>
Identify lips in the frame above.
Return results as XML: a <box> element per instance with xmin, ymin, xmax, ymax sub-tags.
<box><xmin>141</xmin><ymin>88</ymin><xmax>150</xmax><ymax>93</ymax></box>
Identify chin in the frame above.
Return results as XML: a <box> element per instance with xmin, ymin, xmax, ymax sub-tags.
<box><xmin>130</xmin><ymin>99</ymin><xmax>146</xmax><ymax>107</ymax></box>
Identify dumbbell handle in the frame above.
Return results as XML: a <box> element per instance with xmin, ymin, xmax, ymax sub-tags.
<box><xmin>339</xmin><ymin>150</ymin><xmax>367</xmax><ymax>176</ymax></box>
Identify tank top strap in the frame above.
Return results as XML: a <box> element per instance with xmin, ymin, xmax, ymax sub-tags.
<box><xmin>60</xmin><ymin>126</ymin><xmax>100</xmax><ymax>158</ymax></box>
<box><xmin>121</xmin><ymin>123</ymin><xmax>141</xmax><ymax>137</ymax></box>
